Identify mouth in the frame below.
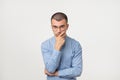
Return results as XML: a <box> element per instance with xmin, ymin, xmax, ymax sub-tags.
<box><xmin>55</xmin><ymin>33</ymin><xmax>60</xmax><ymax>37</ymax></box>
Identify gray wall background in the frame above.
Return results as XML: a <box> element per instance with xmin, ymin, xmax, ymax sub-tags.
<box><xmin>0</xmin><ymin>0</ymin><xmax>120</xmax><ymax>80</ymax></box>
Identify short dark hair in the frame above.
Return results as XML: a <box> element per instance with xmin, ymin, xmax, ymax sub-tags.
<box><xmin>51</xmin><ymin>12</ymin><xmax>68</xmax><ymax>23</ymax></box>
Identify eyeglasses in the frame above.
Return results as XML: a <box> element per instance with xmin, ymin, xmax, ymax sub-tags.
<box><xmin>52</xmin><ymin>25</ymin><xmax>66</xmax><ymax>30</ymax></box>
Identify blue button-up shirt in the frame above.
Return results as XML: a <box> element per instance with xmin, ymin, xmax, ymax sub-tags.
<box><xmin>41</xmin><ymin>36</ymin><xmax>82</xmax><ymax>80</ymax></box>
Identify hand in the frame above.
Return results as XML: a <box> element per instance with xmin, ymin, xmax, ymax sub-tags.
<box><xmin>44</xmin><ymin>69</ymin><xmax>58</xmax><ymax>76</ymax></box>
<box><xmin>55</xmin><ymin>31</ymin><xmax>66</xmax><ymax>51</ymax></box>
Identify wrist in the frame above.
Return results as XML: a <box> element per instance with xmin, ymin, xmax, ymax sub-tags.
<box><xmin>55</xmin><ymin>45</ymin><xmax>61</xmax><ymax>51</ymax></box>
<box><xmin>55</xmin><ymin>71</ymin><xmax>58</xmax><ymax>76</ymax></box>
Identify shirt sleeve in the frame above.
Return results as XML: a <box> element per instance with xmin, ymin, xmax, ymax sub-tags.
<box><xmin>41</xmin><ymin>42</ymin><xmax>62</xmax><ymax>73</ymax></box>
<box><xmin>58</xmin><ymin>42</ymin><xmax>82</xmax><ymax>78</ymax></box>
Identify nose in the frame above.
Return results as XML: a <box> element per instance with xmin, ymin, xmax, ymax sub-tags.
<box><xmin>57</xmin><ymin>27</ymin><xmax>61</xmax><ymax>33</ymax></box>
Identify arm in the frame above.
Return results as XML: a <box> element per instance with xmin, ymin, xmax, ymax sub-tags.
<box><xmin>45</xmin><ymin>45</ymin><xmax>82</xmax><ymax>78</ymax></box>
<box><xmin>58</xmin><ymin>43</ymin><xmax>82</xmax><ymax>78</ymax></box>
<box><xmin>41</xmin><ymin>42</ymin><xmax>61</xmax><ymax>73</ymax></box>
<box><xmin>44</xmin><ymin>43</ymin><xmax>83</xmax><ymax>78</ymax></box>
<box><xmin>44</xmin><ymin>69</ymin><xmax>58</xmax><ymax>76</ymax></box>
<box><xmin>46</xmin><ymin>44</ymin><xmax>82</xmax><ymax>78</ymax></box>
<box><xmin>41</xmin><ymin>32</ymin><xmax>66</xmax><ymax>73</ymax></box>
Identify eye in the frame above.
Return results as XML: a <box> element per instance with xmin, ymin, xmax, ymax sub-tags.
<box><xmin>53</xmin><ymin>26</ymin><xmax>57</xmax><ymax>28</ymax></box>
<box><xmin>60</xmin><ymin>25</ymin><xmax>65</xmax><ymax>28</ymax></box>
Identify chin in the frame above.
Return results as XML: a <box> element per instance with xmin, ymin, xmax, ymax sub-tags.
<box><xmin>54</xmin><ymin>34</ymin><xmax>58</xmax><ymax>37</ymax></box>
<box><xmin>54</xmin><ymin>34</ymin><xmax>59</xmax><ymax>37</ymax></box>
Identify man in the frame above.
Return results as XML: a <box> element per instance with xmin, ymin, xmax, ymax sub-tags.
<box><xmin>41</xmin><ymin>12</ymin><xmax>82</xmax><ymax>80</ymax></box>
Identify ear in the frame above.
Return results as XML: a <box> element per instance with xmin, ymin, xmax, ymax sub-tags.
<box><xmin>66</xmin><ymin>24</ymin><xmax>69</xmax><ymax>30</ymax></box>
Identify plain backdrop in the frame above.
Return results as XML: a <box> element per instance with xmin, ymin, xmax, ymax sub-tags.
<box><xmin>0</xmin><ymin>0</ymin><xmax>120</xmax><ymax>80</ymax></box>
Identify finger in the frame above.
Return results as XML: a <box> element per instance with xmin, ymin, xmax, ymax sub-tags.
<box><xmin>59</xmin><ymin>31</ymin><xmax>65</xmax><ymax>37</ymax></box>
<box><xmin>61</xmin><ymin>33</ymin><xmax>66</xmax><ymax>38</ymax></box>
<box><xmin>60</xmin><ymin>32</ymin><xmax>66</xmax><ymax>38</ymax></box>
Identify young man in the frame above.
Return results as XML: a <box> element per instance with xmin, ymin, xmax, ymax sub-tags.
<box><xmin>41</xmin><ymin>12</ymin><xmax>82</xmax><ymax>80</ymax></box>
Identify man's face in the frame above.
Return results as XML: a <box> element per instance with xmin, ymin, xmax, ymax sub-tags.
<box><xmin>51</xmin><ymin>19</ymin><xmax>69</xmax><ymax>37</ymax></box>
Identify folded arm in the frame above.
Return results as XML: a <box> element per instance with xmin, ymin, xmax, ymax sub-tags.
<box><xmin>58</xmin><ymin>44</ymin><xmax>82</xmax><ymax>78</ymax></box>
<box><xmin>41</xmin><ymin>42</ymin><xmax>61</xmax><ymax>73</ymax></box>
<box><xmin>44</xmin><ymin>43</ymin><xmax>83</xmax><ymax>78</ymax></box>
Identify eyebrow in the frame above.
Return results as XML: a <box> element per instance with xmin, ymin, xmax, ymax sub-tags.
<box><xmin>52</xmin><ymin>25</ymin><xmax>65</xmax><ymax>28</ymax></box>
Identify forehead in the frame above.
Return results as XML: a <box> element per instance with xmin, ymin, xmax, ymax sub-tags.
<box><xmin>51</xmin><ymin>19</ymin><xmax>67</xmax><ymax>25</ymax></box>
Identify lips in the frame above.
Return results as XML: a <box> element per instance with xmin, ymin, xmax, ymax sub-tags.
<box><xmin>56</xmin><ymin>32</ymin><xmax>61</xmax><ymax>36</ymax></box>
